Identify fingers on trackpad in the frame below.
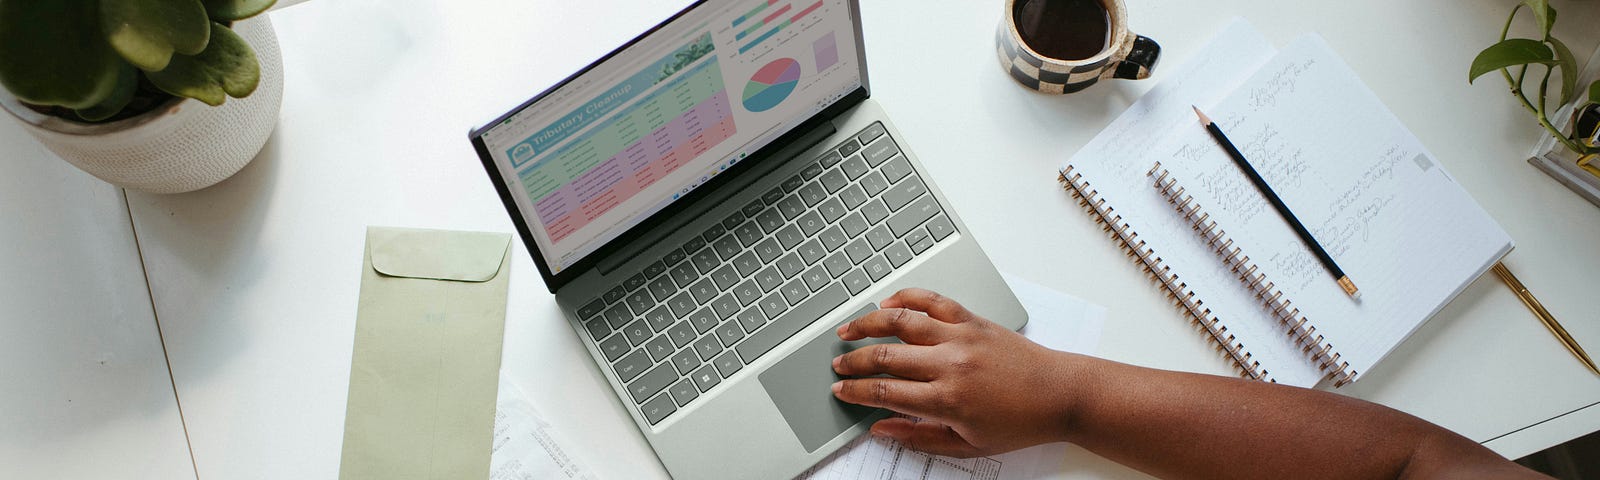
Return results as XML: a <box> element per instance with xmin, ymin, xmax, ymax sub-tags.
<box><xmin>757</xmin><ymin>303</ymin><xmax>892</xmax><ymax>452</ymax></box>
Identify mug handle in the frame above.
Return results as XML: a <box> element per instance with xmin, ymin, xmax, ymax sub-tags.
<box><xmin>1112</xmin><ymin>34</ymin><xmax>1161</xmax><ymax>80</ymax></box>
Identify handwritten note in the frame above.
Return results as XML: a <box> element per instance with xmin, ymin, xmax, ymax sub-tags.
<box><xmin>1156</xmin><ymin>36</ymin><xmax>1512</xmax><ymax>378</ymax></box>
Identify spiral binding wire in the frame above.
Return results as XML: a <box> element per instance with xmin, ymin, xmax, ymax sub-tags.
<box><xmin>1147</xmin><ymin>162</ymin><xmax>1357</xmax><ymax>387</ymax></box>
<box><xmin>1057</xmin><ymin>166</ymin><xmax>1267</xmax><ymax>382</ymax></box>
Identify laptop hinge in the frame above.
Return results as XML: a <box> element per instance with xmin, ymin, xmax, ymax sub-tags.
<box><xmin>597</xmin><ymin>121</ymin><xmax>839</xmax><ymax>274</ymax></box>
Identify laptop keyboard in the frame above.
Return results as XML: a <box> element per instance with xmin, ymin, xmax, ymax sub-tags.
<box><xmin>572</xmin><ymin>122</ymin><xmax>957</xmax><ymax>426</ymax></box>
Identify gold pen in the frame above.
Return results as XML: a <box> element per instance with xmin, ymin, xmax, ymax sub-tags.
<box><xmin>1492</xmin><ymin>262</ymin><xmax>1599</xmax><ymax>376</ymax></box>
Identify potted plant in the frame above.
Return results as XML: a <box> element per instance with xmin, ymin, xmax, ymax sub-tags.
<box><xmin>0</xmin><ymin>0</ymin><xmax>283</xmax><ymax>193</ymax></box>
<box><xmin>1470</xmin><ymin>0</ymin><xmax>1600</xmax><ymax>205</ymax></box>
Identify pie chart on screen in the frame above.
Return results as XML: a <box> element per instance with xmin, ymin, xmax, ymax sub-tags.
<box><xmin>742</xmin><ymin>58</ymin><xmax>801</xmax><ymax>112</ymax></box>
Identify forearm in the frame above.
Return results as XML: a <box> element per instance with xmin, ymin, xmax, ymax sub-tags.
<box><xmin>1055</xmin><ymin>353</ymin><xmax>1537</xmax><ymax>480</ymax></box>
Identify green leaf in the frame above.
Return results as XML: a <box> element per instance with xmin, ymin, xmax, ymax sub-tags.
<box><xmin>1470</xmin><ymin>38</ymin><xmax>1555</xmax><ymax>84</ymax></box>
<box><xmin>146</xmin><ymin>22</ymin><xmax>259</xmax><ymax>106</ymax></box>
<box><xmin>74</xmin><ymin>62</ymin><xmax>138</xmax><ymax>121</ymax></box>
<box><xmin>100</xmin><ymin>0</ymin><xmax>211</xmax><ymax>71</ymax></box>
<box><xmin>1589</xmin><ymin>79</ymin><xmax>1600</xmax><ymax>105</ymax></box>
<box><xmin>1548</xmin><ymin>36</ymin><xmax>1578</xmax><ymax>105</ymax></box>
<box><xmin>201</xmin><ymin>0</ymin><xmax>275</xmax><ymax>21</ymax></box>
<box><xmin>0</xmin><ymin>0</ymin><xmax>124</xmax><ymax>109</ymax></box>
<box><xmin>1522</xmin><ymin>0</ymin><xmax>1556</xmax><ymax>39</ymax></box>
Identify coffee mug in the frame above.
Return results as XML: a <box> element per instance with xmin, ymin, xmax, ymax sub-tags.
<box><xmin>996</xmin><ymin>0</ymin><xmax>1161</xmax><ymax>94</ymax></box>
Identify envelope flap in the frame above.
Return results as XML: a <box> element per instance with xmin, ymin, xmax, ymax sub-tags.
<box><xmin>368</xmin><ymin>227</ymin><xmax>512</xmax><ymax>283</ymax></box>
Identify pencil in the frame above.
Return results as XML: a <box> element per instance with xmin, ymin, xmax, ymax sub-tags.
<box><xmin>1192</xmin><ymin>106</ymin><xmax>1359</xmax><ymax>298</ymax></box>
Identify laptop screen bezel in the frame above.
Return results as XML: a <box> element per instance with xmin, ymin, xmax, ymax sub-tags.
<box><xmin>470</xmin><ymin>0</ymin><xmax>871</xmax><ymax>293</ymax></box>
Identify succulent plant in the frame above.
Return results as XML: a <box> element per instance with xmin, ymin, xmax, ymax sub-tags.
<box><xmin>0</xmin><ymin>0</ymin><xmax>276</xmax><ymax>122</ymax></box>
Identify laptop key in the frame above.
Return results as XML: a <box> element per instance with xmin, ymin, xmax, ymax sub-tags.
<box><xmin>711</xmin><ymin>293</ymin><xmax>740</xmax><ymax>320</ymax></box>
<box><xmin>839</xmin><ymin>184</ymin><xmax>869</xmax><ymax>210</ymax></box>
<box><xmin>819</xmin><ymin>226</ymin><xmax>848</xmax><ymax>252</ymax></box>
<box><xmin>841</xmin><ymin>156</ymin><xmax>870</xmax><ymax>180</ymax></box>
<box><xmin>623</xmin><ymin>273</ymin><xmax>648</xmax><ymax>292</ymax></box>
<box><xmin>629</xmin><ymin>364</ymin><xmax>677</xmax><ymax>403</ymax></box>
<box><xmin>798</xmin><ymin>182</ymin><xmax>827</xmax><ymax>206</ymax></box>
<box><xmin>625</xmin><ymin>289</ymin><xmax>656</xmax><ymax>315</ymax></box>
<box><xmin>819</xmin><ymin>169</ymin><xmax>848</xmax><ymax>193</ymax></box>
<box><xmin>861</xmin><ymin>199</ymin><xmax>890</xmax><ymax>224</ymax></box>
<box><xmin>691</xmin><ymin>364</ymin><xmax>721</xmax><ymax>392</ymax></box>
<box><xmin>906</xmin><ymin>226</ymin><xmax>933</xmax><ymax>250</ymax></box>
<box><xmin>754</xmin><ymin>266</ymin><xmax>784</xmax><ymax>292</ymax></box>
<box><xmin>817</xmin><ymin>198</ymin><xmax>846</xmax><ymax>223</ymax></box>
<box><xmin>818</xmin><ymin>150</ymin><xmax>843</xmax><ymax>168</ymax></box>
<box><xmin>669</xmin><ymin>264</ymin><xmax>699</xmax><ymax>290</ymax></box>
<box><xmin>603</xmin><ymin>304</ymin><xmax>632</xmax><ymax>329</ymax></box>
<box><xmin>642</xmin><ymin>393</ymin><xmax>676</xmax><ymax>425</ymax></box>
<box><xmin>801</xmin><ymin>266</ymin><xmax>830</xmax><ymax>292</ymax></box>
<box><xmin>715</xmin><ymin>320</ymin><xmax>745</xmax><ymax>347</ymax></box>
<box><xmin>662</xmin><ymin>247</ymin><xmax>687</xmax><ymax>267</ymax></box>
<box><xmin>881</xmin><ymin>155</ymin><xmax>914</xmax><ymax>182</ymax></box>
<box><xmin>603</xmin><ymin>286</ymin><xmax>627</xmax><ymax>305</ymax></box>
<box><xmin>842</xmin><ymin>269</ymin><xmax>872</xmax><ymax>295</ymax></box>
<box><xmin>642</xmin><ymin>260</ymin><xmax>667</xmax><ymax>279</ymax></box>
<box><xmin>909</xmin><ymin>233</ymin><xmax>937</xmax><ymax>255</ymax></box>
<box><xmin>844</xmin><ymin>238</ymin><xmax>873</xmax><ymax>264</ymax></box>
<box><xmin>668</xmin><ymin>322</ymin><xmax>697</xmax><ymax>348</ymax></box>
<box><xmin>781</xmin><ymin>278</ymin><xmax>810</xmax><ymax>304</ymax></box>
<box><xmin>578</xmin><ymin>298</ymin><xmax>606</xmax><ymax>320</ymax></box>
<box><xmin>733</xmin><ymin>280</ymin><xmax>762</xmax><ymax>306</ymax></box>
<box><xmin>722</xmin><ymin>211</ymin><xmax>746</xmax><ymax>231</ymax></box>
<box><xmin>702</xmin><ymin>224</ymin><xmax>726</xmax><ymax>243</ymax></box>
<box><xmin>925</xmin><ymin>214</ymin><xmax>956</xmax><ymax>241</ymax></box>
<box><xmin>860</xmin><ymin>171</ymin><xmax>889</xmax><ymax>196</ymax></box>
<box><xmin>883</xmin><ymin>177</ymin><xmax>928</xmax><ymax>211</ymax></box>
<box><xmin>688</xmin><ymin>278</ymin><xmax>718</xmax><ymax>304</ymax></box>
<box><xmin>644</xmin><ymin>306</ymin><xmax>674</xmax><ymax>332</ymax></box>
<box><xmin>647</xmin><ymin>277</ymin><xmax>676</xmax><ymax>301</ymax></box>
<box><xmin>713</xmin><ymin>351</ymin><xmax>744</xmax><ymax>378</ymax></box>
<box><xmin>776</xmin><ymin>253</ymin><xmax>805</xmax><ymax>278</ymax></box>
<box><xmin>669</xmin><ymin>378</ymin><xmax>699</xmax><ymax>407</ymax></box>
<box><xmin>693</xmin><ymin>333</ymin><xmax>722</xmax><ymax>361</ymax></box>
<box><xmin>737</xmin><ymin>308</ymin><xmax>768</xmax><ymax>334</ymax></box>
<box><xmin>742</xmin><ymin>199</ymin><xmax>766</xmax><ymax>218</ymax></box>
<box><xmin>681</xmin><ymin>236</ymin><xmax>707</xmax><ymax>256</ymax></box>
<box><xmin>857</xmin><ymin>123</ymin><xmax>886</xmax><ymax>145</ymax></box>
<box><xmin>622</xmin><ymin>319</ymin><xmax>652</xmax><ymax>347</ymax></box>
<box><xmin>671</xmin><ymin>348</ymin><xmax>700</xmax><ymax>376</ymax></box>
<box><xmin>866</xmin><ymin>225</ymin><xmax>895</xmax><ymax>250</ymax></box>
<box><xmin>736</xmin><ymin>283</ymin><xmax>848</xmax><ymax>363</ymax></box>
<box><xmin>690</xmin><ymin>249</ymin><xmax>720</xmax><ymax>274</ymax></box>
<box><xmin>864</xmin><ymin>255</ymin><xmax>893</xmax><ymax>281</ymax></box>
<box><xmin>761</xmin><ymin>186</ymin><xmax>785</xmax><ymax>205</ymax></box>
<box><xmin>885</xmin><ymin>242</ymin><xmax>914</xmax><ymax>268</ymax></box>
<box><xmin>645</xmin><ymin>335</ymin><xmax>675</xmax><ymax>362</ymax></box>
<box><xmin>759</xmin><ymin>292</ymin><xmax>790</xmax><ymax>318</ymax></box>
<box><xmin>753</xmin><ymin>238</ymin><xmax>783</xmax><ymax>263</ymax></box>
<box><xmin>797</xmin><ymin>211</ymin><xmax>825</xmax><ymax>236</ymax></box>
<box><xmin>710</xmin><ymin>265</ymin><xmax>740</xmax><ymax>291</ymax></box>
<box><xmin>615</xmin><ymin>349</ymin><xmax>652</xmax><ymax>383</ymax></box>
<box><xmin>798</xmin><ymin>239</ymin><xmax>826</xmax><ymax>265</ymax></box>
<box><xmin>840</xmin><ymin>213</ymin><xmax>869</xmax><ymax>239</ymax></box>
<box><xmin>822</xmin><ymin>252</ymin><xmax>852</xmax><ymax>278</ymax></box>
<box><xmin>689</xmin><ymin>308</ymin><xmax>719</xmax><ymax>334</ymax></box>
<box><xmin>863</xmin><ymin>137</ymin><xmax>899</xmax><ymax>166</ymax></box>
<box><xmin>800</xmin><ymin>161</ymin><xmax>824</xmax><ymax>180</ymax></box>
<box><xmin>757</xmin><ymin>208</ymin><xmax>786</xmax><ymax>233</ymax></box>
<box><xmin>734</xmin><ymin>222</ymin><xmax>763</xmax><ymax>247</ymax></box>
<box><xmin>732</xmin><ymin>251</ymin><xmax>762</xmax><ymax>277</ymax></box>
<box><xmin>777</xmin><ymin>195</ymin><xmax>806</xmax><ymax>220</ymax></box>
<box><xmin>781</xmin><ymin>174</ymin><xmax>804</xmax><ymax>192</ymax></box>
<box><xmin>889</xmin><ymin>195</ymin><xmax>941</xmax><ymax>237</ymax></box>
<box><xmin>776</xmin><ymin>225</ymin><xmax>805</xmax><ymax>250</ymax></box>
<box><xmin>584</xmin><ymin>318</ymin><xmax>611</xmax><ymax>340</ymax></box>
<box><xmin>837</xmin><ymin>138</ymin><xmax>861</xmax><ymax>157</ymax></box>
<box><xmin>599</xmin><ymin>334</ymin><xmax>630</xmax><ymax>362</ymax></box>
<box><xmin>713</xmin><ymin>236</ymin><xmax>742</xmax><ymax>262</ymax></box>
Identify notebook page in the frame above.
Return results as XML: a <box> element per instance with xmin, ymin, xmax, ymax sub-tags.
<box><xmin>1060</xmin><ymin>19</ymin><xmax>1326</xmax><ymax>386</ymax></box>
<box><xmin>1161</xmin><ymin>36</ymin><xmax>1513</xmax><ymax>378</ymax></box>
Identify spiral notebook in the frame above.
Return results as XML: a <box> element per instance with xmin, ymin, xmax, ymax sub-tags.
<box><xmin>1059</xmin><ymin>21</ymin><xmax>1513</xmax><ymax>387</ymax></box>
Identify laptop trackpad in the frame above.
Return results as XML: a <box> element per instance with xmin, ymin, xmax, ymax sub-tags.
<box><xmin>759</xmin><ymin>303</ymin><xmax>895</xmax><ymax>453</ymax></box>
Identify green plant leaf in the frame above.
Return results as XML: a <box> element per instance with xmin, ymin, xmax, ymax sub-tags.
<box><xmin>0</xmin><ymin>0</ymin><xmax>124</xmax><ymax>109</ymax></box>
<box><xmin>1590</xmin><ymin>79</ymin><xmax>1600</xmax><ymax>105</ymax></box>
<box><xmin>1470</xmin><ymin>38</ymin><xmax>1555</xmax><ymax>83</ymax></box>
<box><xmin>146</xmin><ymin>22</ymin><xmax>259</xmax><ymax>106</ymax></box>
<box><xmin>1548</xmin><ymin>36</ymin><xmax>1578</xmax><ymax>105</ymax></box>
<box><xmin>1522</xmin><ymin>0</ymin><xmax>1556</xmax><ymax>39</ymax></box>
<box><xmin>100</xmin><ymin>0</ymin><xmax>211</xmax><ymax>71</ymax></box>
<box><xmin>201</xmin><ymin>0</ymin><xmax>275</xmax><ymax>21</ymax></box>
<box><xmin>74</xmin><ymin>62</ymin><xmax>138</xmax><ymax>121</ymax></box>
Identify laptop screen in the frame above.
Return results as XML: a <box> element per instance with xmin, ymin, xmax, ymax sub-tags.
<box><xmin>478</xmin><ymin>0</ymin><xmax>863</xmax><ymax>276</ymax></box>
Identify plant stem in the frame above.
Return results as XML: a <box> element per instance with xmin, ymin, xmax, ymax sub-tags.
<box><xmin>1495</xmin><ymin>5</ymin><xmax>1587</xmax><ymax>155</ymax></box>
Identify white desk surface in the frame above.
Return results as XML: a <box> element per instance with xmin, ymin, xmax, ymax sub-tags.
<box><xmin>6</xmin><ymin>0</ymin><xmax>1599</xmax><ymax>478</ymax></box>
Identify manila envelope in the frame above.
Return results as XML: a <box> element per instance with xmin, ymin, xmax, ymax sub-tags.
<box><xmin>339</xmin><ymin>227</ymin><xmax>512</xmax><ymax>480</ymax></box>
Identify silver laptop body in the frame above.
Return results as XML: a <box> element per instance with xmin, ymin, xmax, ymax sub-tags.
<box><xmin>471</xmin><ymin>1</ymin><xmax>1025</xmax><ymax>477</ymax></box>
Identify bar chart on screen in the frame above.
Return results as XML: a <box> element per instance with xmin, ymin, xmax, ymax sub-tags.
<box><xmin>728</xmin><ymin>0</ymin><xmax>829</xmax><ymax>58</ymax></box>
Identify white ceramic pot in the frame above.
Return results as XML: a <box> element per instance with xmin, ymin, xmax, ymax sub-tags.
<box><xmin>0</xmin><ymin>15</ymin><xmax>283</xmax><ymax>194</ymax></box>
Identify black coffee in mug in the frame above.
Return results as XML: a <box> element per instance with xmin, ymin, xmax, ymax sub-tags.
<box><xmin>1013</xmin><ymin>0</ymin><xmax>1109</xmax><ymax>61</ymax></box>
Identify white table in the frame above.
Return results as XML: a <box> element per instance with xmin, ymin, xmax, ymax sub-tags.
<box><xmin>6</xmin><ymin>0</ymin><xmax>1600</xmax><ymax>478</ymax></box>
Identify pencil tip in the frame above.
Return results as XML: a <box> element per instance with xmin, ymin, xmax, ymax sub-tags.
<box><xmin>1192</xmin><ymin>105</ymin><xmax>1211</xmax><ymax>125</ymax></box>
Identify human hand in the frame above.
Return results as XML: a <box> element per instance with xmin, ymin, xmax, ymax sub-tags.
<box><xmin>831</xmin><ymin>288</ymin><xmax>1080</xmax><ymax>458</ymax></box>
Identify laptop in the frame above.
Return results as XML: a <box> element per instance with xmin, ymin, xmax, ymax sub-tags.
<box><xmin>469</xmin><ymin>1</ymin><xmax>1025</xmax><ymax>477</ymax></box>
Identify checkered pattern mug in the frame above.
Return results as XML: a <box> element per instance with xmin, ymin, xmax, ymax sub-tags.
<box><xmin>997</xmin><ymin>0</ymin><xmax>1160</xmax><ymax>94</ymax></box>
